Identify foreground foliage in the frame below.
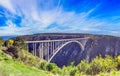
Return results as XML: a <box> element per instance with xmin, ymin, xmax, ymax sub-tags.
<box><xmin>1</xmin><ymin>37</ymin><xmax>120</xmax><ymax>76</ymax></box>
<box><xmin>0</xmin><ymin>50</ymin><xmax>51</xmax><ymax>76</ymax></box>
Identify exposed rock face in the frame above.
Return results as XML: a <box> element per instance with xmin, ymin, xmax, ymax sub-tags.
<box><xmin>20</xmin><ymin>33</ymin><xmax>120</xmax><ymax>67</ymax></box>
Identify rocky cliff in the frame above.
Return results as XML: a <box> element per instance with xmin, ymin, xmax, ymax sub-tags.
<box><xmin>20</xmin><ymin>33</ymin><xmax>120</xmax><ymax>67</ymax></box>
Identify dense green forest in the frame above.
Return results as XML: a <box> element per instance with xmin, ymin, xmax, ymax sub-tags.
<box><xmin>1</xmin><ymin>37</ymin><xmax>120</xmax><ymax>76</ymax></box>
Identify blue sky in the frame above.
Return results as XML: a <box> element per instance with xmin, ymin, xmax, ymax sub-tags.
<box><xmin>0</xmin><ymin>0</ymin><xmax>120</xmax><ymax>36</ymax></box>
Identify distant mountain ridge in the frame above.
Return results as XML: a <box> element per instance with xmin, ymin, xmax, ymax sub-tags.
<box><xmin>20</xmin><ymin>33</ymin><xmax>120</xmax><ymax>67</ymax></box>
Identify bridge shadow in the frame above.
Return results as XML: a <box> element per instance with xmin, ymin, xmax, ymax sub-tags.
<box><xmin>50</xmin><ymin>42</ymin><xmax>86</xmax><ymax>68</ymax></box>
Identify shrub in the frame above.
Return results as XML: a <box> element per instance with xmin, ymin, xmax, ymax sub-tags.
<box><xmin>61</xmin><ymin>66</ymin><xmax>70</xmax><ymax>76</ymax></box>
<box><xmin>61</xmin><ymin>62</ymin><xmax>79</xmax><ymax>76</ymax></box>
<box><xmin>17</xmin><ymin>50</ymin><xmax>42</xmax><ymax>68</ymax></box>
<box><xmin>77</xmin><ymin>60</ymin><xmax>90</xmax><ymax>74</ymax></box>
<box><xmin>13</xmin><ymin>37</ymin><xmax>27</xmax><ymax>50</ymax></box>
<box><xmin>117</xmin><ymin>55</ymin><xmax>120</xmax><ymax>64</ymax></box>
<box><xmin>0</xmin><ymin>38</ymin><xmax>4</xmax><ymax>49</ymax></box>
<box><xmin>90</xmin><ymin>56</ymin><xmax>117</xmax><ymax>75</ymax></box>
<box><xmin>69</xmin><ymin>67</ymin><xmax>78</xmax><ymax>76</ymax></box>
<box><xmin>90</xmin><ymin>57</ymin><xmax>101</xmax><ymax>75</ymax></box>
<box><xmin>51</xmin><ymin>66</ymin><xmax>61</xmax><ymax>74</ymax></box>
<box><xmin>8</xmin><ymin>39</ymin><xmax>14</xmax><ymax>46</ymax></box>
<box><xmin>4</xmin><ymin>39</ymin><xmax>14</xmax><ymax>47</ymax></box>
<box><xmin>39</xmin><ymin>61</ymin><xmax>47</xmax><ymax>70</ymax></box>
<box><xmin>115</xmin><ymin>55</ymin><xmax>120</xmax><ymax>70</ymax></box>
<box><xmin>0</xmin><ymin>38</ymin><xmax>3</xmax><ymax>44</ymax></box>
<box><xmin>46</xmin><ymin>63</ymin><xmax>56</xmax><ymax>71</ymax></box>
<box><xmin>77</xmin><ymin>55</ymin><xmax>118</xmax><ymax>75</ymax></box>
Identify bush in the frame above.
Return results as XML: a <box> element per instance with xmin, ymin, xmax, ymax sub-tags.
<box><xmin>61</xmin><ymin>66</ymin><xmax>70</xmax><ymax>76</ymax></box>
<box><xmin>46</xmin><ymin>63</ymin><xmax>53</xmax><ymax>71</ymax></box>
<box><xmin>0</xmin><ymin>38</ymin><xmax>4</xmax><ymax>50</ymax></box>
<box><xmin>77</xmin><ymin>55</ymin><xmax>118</xmax><ymax>75</ymax></box>
<box><xmin>115</xmin><ymin>55</ymin><xmax>120</xmax><ymax>70</ymax></box>
<box><xmin>77</xmin><ymin>60</ymin><xmax>90</xmax><ymax>74</ymax></box>
<box><xmin>17</xmin><ymin>50</ymin><xmax>42</xmax><ymax>68</ymax></box>
<box><xmin>39</xmin><ymin>61</ymin><xmax>47</xmax><ymax>70</ymax></box>
<box><xmin>8</xmin><ymin>39</ymin><xmax>14</xmax><ymax>46</ymax></box>
<box><xmin>46</xmin><ymin>63</ymin><xmax>59</xmax><ymax>72</ymax></box>
<box><xmin>90</xmin><ymin>56</ymin><xmax>117</xmax><ymax>75</ymax></box>
<box><xmin>61</xmin><ymin>62</ymin><xmax>79</xmax><ymax>76</ymax></box>
<box><xmin>51</xmin><ymin>66</ymin><xmax>61</xmax><ymax>74</ymax></box>
<box><xmin>4</xmin><ymin>39</ymin><xmax>14</xmax><ymax>48</ymax></box>
<box><xmin>13</xmin><ymin>37</ymin><xmax>27</xmax><ymax>50</ymax></box>
<box><xmin>69</xmin><ymin>67</ymin><xmax>78</xmax><ymax>76</ymax></box>
<box><xmin>117</xmin><ymin>55</ymin><xmax>120</xmax><ymax>64</ymax></box>
<box><xmin>0</xmin><ymin>38</ymin><xmax>3</xmax><ymax>45</ymax></box>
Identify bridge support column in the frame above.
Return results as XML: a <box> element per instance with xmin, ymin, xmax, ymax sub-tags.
<box><xmin>50</xmin><ymin>42</ymin><xmax>53</xmax><ymax>55</ymax></box>
<box><xmin>53</xmin><ymin>42</ymin><xmax>55</xmax><ymax>54</ymax></box>
<box><xmin>41</xmin><ymin>42</ymin><xmax>44</xmax><ymax>59</ymax></box>
<box><xmin>35</xmin><ymin>43</ymin><xmax>36</xmax><ymax>56</ymax></box>
<box><xmin>47</xmin><ymin>42</ymin><xmax>49</xmax><ymax>61</ymax></box>
<box><xmin>32</xmin><ymin>43</ymin><xmax>35</xmax><ymax>55</ymax></box>
<box><xmin>39</xmin><ymin>43</ymin><xmax>41</xmax><ymax>58</ymax></box>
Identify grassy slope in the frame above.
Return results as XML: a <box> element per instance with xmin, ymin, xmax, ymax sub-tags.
<box><xmin>0</xmin><ymin>50</ymin><xmax>50</xmax><ymax>76</ymax></box>
<box><xmin>1</xmin><ymin>48</ymin><xmax>120</xmax><ymax>76</ymax></box>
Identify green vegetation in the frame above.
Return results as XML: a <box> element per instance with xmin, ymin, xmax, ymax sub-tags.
<box><xmin>0</xmin><ymin>50</ymin><xmax>50</xmax><ymax>76</ymax></box>
<box><xmin>0</xmin><ymin>37</ymin><xmax>53</xmax><ymax>76</ymax></box>
<box><xmin>1</xmin><ymin>37</ymin><xmax>120</xmax><ymax>76</ymax></box>
<box><xmin>59</xmin><ymin>55</ymin><xmax>120</xmax><ymax>76</ymax></box>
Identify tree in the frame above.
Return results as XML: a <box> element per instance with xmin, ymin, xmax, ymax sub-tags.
<box><xmin>13</xmin><ymin>37</ymin><xmax>27</xmax><ymax>50</ymax></box>
<box><xmin>0</xmin><ymin>38</ymin><xmax>3</xmax><ymax>49</ymax></box>
<box><xmin>0</xmin><ymin>38</ymin><xmax>3</xmax><ymax>46</ymax></box>
<box><xmin>8</xmin><ymin>39</ymin><xmax>14</xmax><ymax>46</ymax></box>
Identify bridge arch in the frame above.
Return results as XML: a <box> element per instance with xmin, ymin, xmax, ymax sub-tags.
<box><xmin>48</xmin><ymin>40</ymin><xmax>84</xmax><ymax>62</ymax></box>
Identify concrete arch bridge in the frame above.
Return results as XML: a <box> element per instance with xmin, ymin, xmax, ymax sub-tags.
<box><xmin>25</xmin><ymin>37</ymin><xmax>89</xmax><ymax>62</ymax></box>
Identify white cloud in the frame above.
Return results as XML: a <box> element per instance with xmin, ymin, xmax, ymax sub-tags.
<box><xmin>0</xmin><ymin>0</ymin><xmax>15</xmax><ymax>13</ymax></box>
<box><xmin>0</xmin><ymin>0</ymin><xmax>120</xmax><ymax>36</ymax></box>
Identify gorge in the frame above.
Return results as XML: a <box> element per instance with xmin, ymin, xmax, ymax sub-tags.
<box><xmin>20</xmin><ymin>33</ymin><xmax>120</xmax><ymax>67</ymax></box>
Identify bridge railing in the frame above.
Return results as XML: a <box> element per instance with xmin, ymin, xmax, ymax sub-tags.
<box><xmin>25</xmin><ymin>37</ymin><xmax>90</xmax><ymax>43</ymax></box>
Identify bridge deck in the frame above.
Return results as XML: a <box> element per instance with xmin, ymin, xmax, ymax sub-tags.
<box><xmin>25</xmin><ymin>37</ymin><xmax>89</xmax><ymax>43</ymax></box>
